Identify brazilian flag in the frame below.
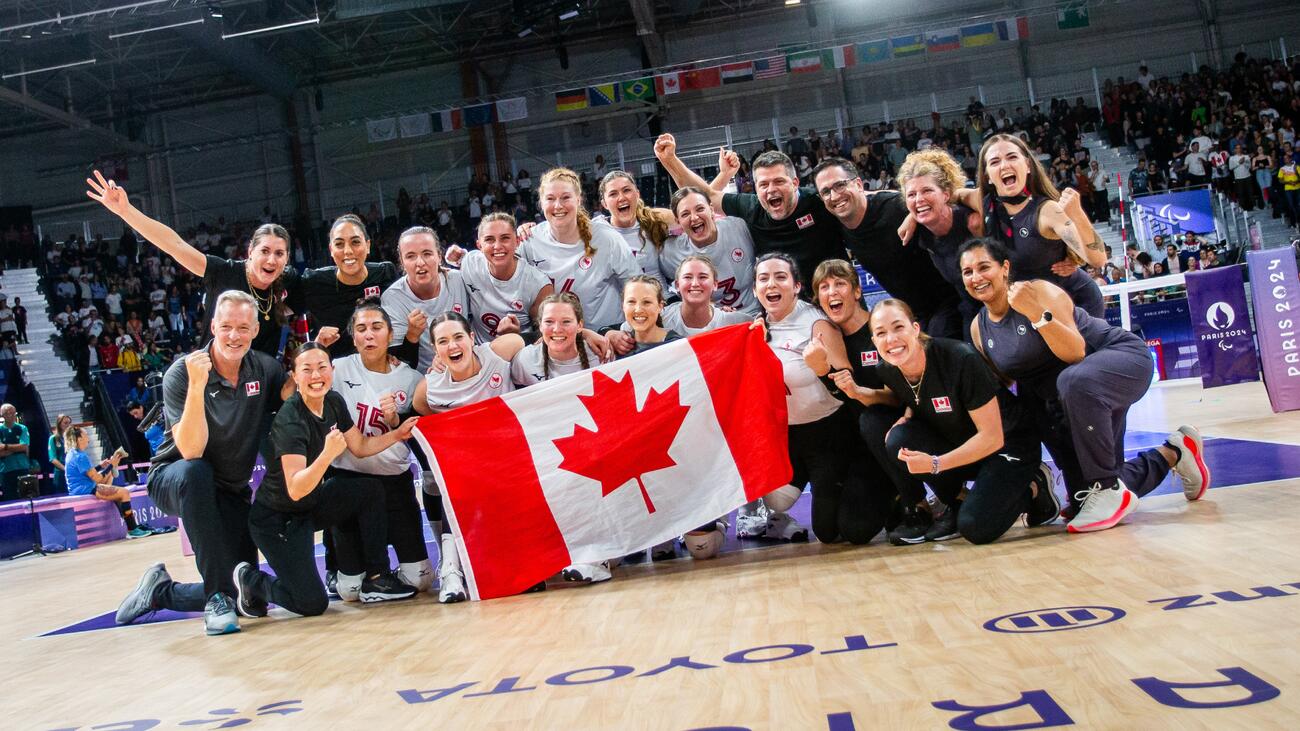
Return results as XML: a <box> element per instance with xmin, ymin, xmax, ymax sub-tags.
<box><xmin>621</xmin><ymin>77</ymin><xmax>656</xmax><ymax>102</ymax></box>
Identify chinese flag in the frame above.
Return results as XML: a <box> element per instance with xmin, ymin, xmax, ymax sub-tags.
<box><xmin>412</xmin><ymin>325</ymin><xmax>790</xmax><ymax>599</ymax></box>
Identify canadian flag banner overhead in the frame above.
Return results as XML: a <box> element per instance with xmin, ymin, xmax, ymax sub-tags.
<box><xmin>413</xmin><ymin>324</ymin><xmax>790</xmax><ymax>600</ymax></box>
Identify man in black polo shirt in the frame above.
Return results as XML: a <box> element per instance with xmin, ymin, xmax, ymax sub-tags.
<box><xmin>810</xmin><ymin>158</ymin><xmax>963</xmax><ymax>339</ymax></box>
<box><xmin>116</xmin><ymin>290</ymin><xmax>293</xmax><ymax>636</ymax></box>
<box><xmin>653</xmin><ymin>133</ymin><xmax>844</xmax><ymax>287</ymax></box>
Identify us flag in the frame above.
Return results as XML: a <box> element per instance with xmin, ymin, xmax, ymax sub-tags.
<box><xmin>753</xmin><ymin>56</ymin><xmax>786</xmax><ymax>79</ymax></box>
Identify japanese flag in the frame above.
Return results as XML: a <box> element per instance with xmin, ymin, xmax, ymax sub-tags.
<box><xmin>413</xmin><ymin>324</ymin><xmax>790</xmax><ymax>599</ymax></box>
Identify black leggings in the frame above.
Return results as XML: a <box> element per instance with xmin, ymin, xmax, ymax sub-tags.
<box><xmin>245</xmin><ymin>472</ymin><xmax>389</xmax><ymax>617</ymax></box>
<box><xmin>882</xmin><ymin>418</ymin><xmax>1041</xmax><ymax>545</ymax></box>
<box><xmin>331</xmin><ymin>467</ymin><xmax>428</xmax><ymax>564</ymax></box>
<box><xmin>790</xmin><ymin>407</ymin><xmax>892</xmax><ymax>545</ymax></box>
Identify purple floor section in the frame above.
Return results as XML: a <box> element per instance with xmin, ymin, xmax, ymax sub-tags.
<box><xmin>38</xmin><ymin>431</ymin><xmax>1300</xmax><ymax>637</ymax></box>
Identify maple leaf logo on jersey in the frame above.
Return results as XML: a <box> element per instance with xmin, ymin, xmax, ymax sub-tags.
<box><xmin>364</xmin><ymin>286</ymin><xmax>381</xmax><ymax>299</ymax></box>
<box><xmin>552</xmin><ymin>371</ymin><xmax>690</xmax><ymax>515</ymax></box>
<box><xmin>731</xmin><ymin>247</ymin><xmax>744</xmax><ymax>262</ymax></box>
<box><xmin>578</xmin><ymin>256</ymin><xmax>593</xmax><ymax>270</ymax></box>
<box><xmin>511</xmin><ymin>300</ymin><xmax>525</xmax><ymax>312</ymax></box>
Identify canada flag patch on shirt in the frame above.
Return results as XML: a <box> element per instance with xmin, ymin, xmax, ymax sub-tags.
<box><xmin>860</xmin><ymin>351</ymin><xmax>879</xmax><ymax>366</ymax></box>
<box><xmin>931</xmin><ymin>396</ymin><xmax>952</xmax><ymax>413</ymax></box>
<box><xmin>364</xmin><ymin>286</ymin><xmax>381</xmax><ymax>299</ymax></box>
<box><xmin>245</xmin><ymin>381</ymin><xmax>261</xmax><ymax>396</ymax></box>
<box><xmin>795</xmin><ymin>214</ymin><xmax>815</xmax><ymax>230</ymax></box>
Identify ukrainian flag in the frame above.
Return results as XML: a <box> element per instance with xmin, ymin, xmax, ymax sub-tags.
<box><xmin>961</xmin><ymin>23</ymin><xmax>997</xmax><ymax>48</ymax></box>
<box><xmin>890</xmin><ymin>34</ymin><xmax>925</xmax><ymax>57</ymax></box>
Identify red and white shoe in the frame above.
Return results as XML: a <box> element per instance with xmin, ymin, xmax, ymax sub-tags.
<box><xmin>1168</xmin><ymin>425</ymin><xmax>1210</xmax><ymax>501</ymax></box>
<box><xmin>1067</xmin><ymin>481</ymin><xmax>1137</xmax><ymax>534</ymax></box>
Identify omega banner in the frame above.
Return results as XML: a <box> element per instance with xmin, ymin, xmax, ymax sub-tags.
<box><xmin>1247</xmin><ymin>250</ymin><xmax>1300</xmax><ymax>412</ymax></box>
<box><xmin>1185</xmin><ymin>264</ymin><xmax>1260</xmax><ymax>389</ymax></box>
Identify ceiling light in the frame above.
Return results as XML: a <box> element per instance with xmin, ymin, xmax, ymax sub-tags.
<box><xmin>559</xmin><ymin>8</ymin><xmax>579</xmax><ymax>21</ymax></box>
<box><xmin>785</xmin><ymin>0</ymin><xmax>801</xmax><ymax>5</ymax></box>
<box><xmin>518</xmin><ymin>27</ymin><xmax>533</xmax><ymax>38</ymax></box>
<box><xmin>208</xmin><ymin>3</ymin><xmax>223</xmax><ymax>18</ymax></box>
<box><xmin>3</xmin><ymin>58</ymin><xmax>97</xmax><ymax>79</ymax></box>
<box><xmin>108</xmin><ymin>17</ymin><xmax>205</xmax><ymax>40</ymax></box>
<box><xmin>220</xmin><ymin>15</ymin><xmax>319</xmax><ymax>39</ymax></box>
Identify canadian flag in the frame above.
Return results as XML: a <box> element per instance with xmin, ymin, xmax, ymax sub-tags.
<box><xmin>413</xmin><ymin>325</ymin><xmax>790</xmax><ymax>599</ymax></box>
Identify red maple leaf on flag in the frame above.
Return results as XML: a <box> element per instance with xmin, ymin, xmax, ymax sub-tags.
<box><xmin>552</xmin><ymin>370</ymin><xmax>691</xmax><ymax>514</ymax></box>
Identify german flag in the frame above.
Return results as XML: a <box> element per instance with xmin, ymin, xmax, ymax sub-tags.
<box><xmin>555</xmin><ymin>89</ymin><xmax>588</xmax><ymax>112</ymax></box>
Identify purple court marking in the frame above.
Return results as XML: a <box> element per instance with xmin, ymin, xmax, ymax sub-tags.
<box><xmin>37</xmin><ymin>432</ymin><xmax>1300</xmax><ymax>637</ymax></box>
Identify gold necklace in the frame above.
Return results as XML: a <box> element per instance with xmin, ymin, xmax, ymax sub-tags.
<box><xmin>905</xmin><ymin>369</ymin><xmax>925</xmax><ymax>403</ymax></box>
<box><xmin>245</xmin><ymin>269</ymin><xmax>274</xmax><ymax>321</ymax></box>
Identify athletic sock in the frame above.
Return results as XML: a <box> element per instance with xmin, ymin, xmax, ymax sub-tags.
<box><xmin>117</xmin><ymin>502</ymin><xmax>139</xmax><ymax>530</ymax></box>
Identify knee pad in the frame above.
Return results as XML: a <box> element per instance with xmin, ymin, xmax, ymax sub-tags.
<box><xmin>683</xmin><ymin>528</ymin><xmax>724</xmax><ymax>560</ymax></box>
<box><xmin>336</xmin><ymin>572</ymin><xmax>364</xmax><ymax>602</ymax></box>
<box><xmin>397</xmin><ymin>560</ymin><xmax>434</xmax><ymax>593</ymax></box>
<box><xmin>763</xmin><ymin>484</ymin><xmax>802</xmax><ymax>513</ymax></box>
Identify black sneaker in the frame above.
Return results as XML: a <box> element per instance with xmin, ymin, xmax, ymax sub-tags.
<box><xmin>924</xmin><ymin>502</ymin><xmax>961</xmax><ymax>542</ymax></box>
<box><xmin>360</xmin><ymin>571</ymin><xmax>418</xmax><ymax>603</ymax></box>
<box><xmin>325</xmin><ymin>570</ymin><xmax>339</xmax><ymax>599</ymax></box>
<box><xmin>887</xmin><ymin>506</ymin><xmax>932</xmax><ymax>546</ymax></box>
<box><xmin>1025</xmin><ymin>463</ymin><xmax>1061</xmax><ymax>528</ymax></box>
<box><xmin>231</xmin><ymin>562</ymin><xmax>269</xmax><ymax>618</ymax></box>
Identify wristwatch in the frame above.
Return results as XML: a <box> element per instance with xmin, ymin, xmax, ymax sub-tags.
<box><xmin>931</xmin><ymin>455</ymin><xmax>941</xmax><ymax>474</ymax></box>
<box><xmin>1031</xmin><ymin>310</ymin><xmax>1054</xmax><ymax>330</ymax></box>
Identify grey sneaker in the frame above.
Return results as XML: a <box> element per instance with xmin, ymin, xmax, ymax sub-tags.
<box><xmin>115</xmin><ymin>563</ymin><xmax>169</xmax><ymax>625</ymax></box>
<box><xmin>204</xmin><ymin>593</ymin><xmax>241</xmax><ymax>636</ymax></box>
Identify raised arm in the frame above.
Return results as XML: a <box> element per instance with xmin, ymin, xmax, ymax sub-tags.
<box><xmin>85</xmin><ymin>170</ymin><xmax>208</xmax><ymax>276</ymax></box>
<box><xmin>171</xmin><ymin>352</ymin><xmax>212</xmax><ymax>460</ymax></box>
<box><xmin>1038</xmin><ymin>194</ymin><xmax>1107</xmax><ymax>268</ymax></box>
<box><xmin>1007</xmin><ymin>281</ymin><xmax>1086</xmax><ymax>364</ymax></box>
<box><xmin>654</xmin><ymin>134</ymin><xmax>725</xmax><ymax>214</ymax></box>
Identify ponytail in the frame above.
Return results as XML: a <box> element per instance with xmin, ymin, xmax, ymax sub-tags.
<box><xmin>541</xmin><ymin>167</ymin><xmax>596</xmax><ymax>259</ymax></box>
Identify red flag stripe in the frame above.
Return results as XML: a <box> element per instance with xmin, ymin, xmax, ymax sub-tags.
<box><xmin>690</xmin><ymin>324</ymin><xmax>792</xmax><ymax>501</ymax></box>
<box><xmin>414</xmin><ymin>397</ymin><xmax>571</xmax><ymax>599</ymax></box>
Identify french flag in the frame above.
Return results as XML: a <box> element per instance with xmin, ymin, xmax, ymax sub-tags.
<box><xmin>413</xmin><ymin>325</ymin><xmax>792</xmax><ymax>599</ymax></box>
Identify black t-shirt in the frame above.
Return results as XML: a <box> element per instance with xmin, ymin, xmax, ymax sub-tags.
<box><xmin>256</xmin><ymin>390</ymin><xmax>355</xmax><ymax>514</ymax></box>
<box><xmin>876</xmin><ymin>337</ymin><xmax>1026</xmax><ymax>447</ymax></box>
<box><xmin>840</xmin><ymin>320</ymin><xmax>886</xmax><ymax>391</ymax></box>
<box><xmin>838</xmin><ymin>192</ymin><xmax>956</xmax><ymax>320</ymax></box>
<box><xmin>201</xmin><ymin>255</ymin><xmax>303</xmax><ymax>357</ymax></box>
<box><xmin>151</xmin><ymin>346</ymin><xmax>288</xmax><ymax>496</ymax></box>
<box><xmin>721</xmin><ymin>188</ymin><xmax>844</xmax><ymax>287</ymax></box>
<box><xmin>300</xmin><ymin>262</ymin><xmax>400</xmax><ymax>359</ymax></box>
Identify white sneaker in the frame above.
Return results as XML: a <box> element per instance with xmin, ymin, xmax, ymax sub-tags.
<box><xmin>397</xmin><ymin>560</ymin><xmax>434</xmax><ymax>593</ymax></box>
<box><xmin>763</xmin><ymin>512</ymin><xmax>810</xmax><ymax>542</ymax></box>
<box><xmin>735</xmin><ymin>500</ymin><xmax>769</xmax><ymax>538</ymax></box>
<box><xmin>437</xmin><ymin>535</ymin><xmax>467</xmax><ymax>604</ymax></box>
<box><xmin>1167</xmin><ymin>425</ymin><xmax>1210</xmax><ymax>501</ymax></box>
<box><xmin>560</xmin><ymin>561</ymin><xmax>613</xmax><ymax>583</ymax></box>
<box><xmin>683</xmin><ymin>522</ymin><xmax>727</xmax><ymax>560</ymax></box>
<box><xmin>335</xmin><ymin>572</ymin><xmax>364</xmax><ymax>602</ymax></box>
<box><xmin>1067</xmin><ymin>481</ymin><xmax>1137</xmax><ymax>534</ymax></box>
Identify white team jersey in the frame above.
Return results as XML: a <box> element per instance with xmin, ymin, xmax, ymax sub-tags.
<box><xmin>510</xmin><ymin>341</ymin><xmax>600</xmax><ymax>387</ymax></box>
<box><xmin>520</xmin><ymin>220</ymin><xmax>638</xmax><ymax>330</ymax></box>
<box><xmin>330</xmin><ymin>355</ymin><xmax>423</xmax><ymax>475</ymax></box>
<box><xmin>424</xmin><ymin>343</ymin><xmax>515</xmax><ymax>412</ymax></box>
<box><xmin>766</xmin><ymin>300</ymin><xmax>842</xmax><ymax>425</ymax></box>
<box><xmin>382</xmin><ymin>271</ymin><xmax>471</xmax><ymax>371</ymax></box>
<box><xmin>595</xmin><ymin>217</ymin><xmax>667</xmax><ymax>288</ymax></box>
<box><xmin>658</xmin><ymin>217</ymin><xmax>759</xmax><ymax>315</ymax></box>
<box><xmin>459</xmin><ymin>250</ymin><xmax>551</xmax><ymax>342</ymax></box>
<box><xmin>662</xmin><ymin>303</ymin><xmax>752</xmax><ymax>337</ymax></box>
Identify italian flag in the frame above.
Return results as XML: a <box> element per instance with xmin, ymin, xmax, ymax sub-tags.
<box><xmin>413</xmin><ymin>325</ymin><xmax>792</xmax><ymax>599</ymax></box>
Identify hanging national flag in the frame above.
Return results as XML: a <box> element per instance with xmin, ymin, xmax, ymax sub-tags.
<box><xmin>753</xmin><ymin>55</ymin><xmax>787</xmax><ymax>79</ymax></box>
<box><xmin>398</xmin><ymin>113</ymin><xmax>431</xmax><ymax>139</ymax></box>
<box><xmin>413</xmin><ymin>325</ymin><xmax>791</xmax><ymax>600</ymax></box>
<box><xmin>495</xmin><ymin>97</ymin><xmax>528</xmax><ymax>122</ymax></box>
<box><xmin>682</xmin><ymin>66</ymin><xmax>722</xmax><ymax>91</ymax></box>
<box><xmin>996</xmin><ymin>17</ymin><xmax>1029</xmax><ymax>41</ymax></box>
<box><xmin>431</xmin><ymin>108</ymin><xmax>463</xmax><ymax>132</ymax></box>
<box><xmin>720</xmin><ymin>61</ymin><xmax>754</xmax><ymax>84</ymax></box>
<box><xmin>857</xmin><ymin>39</ymin><xmax>891</xmax><ymax>63</ymax></box>
<box><xmin>890</xmin><ymin>34</ymin><xmax>925</xmax><ymax>57</ymax></box>
<box><xmin>831</xmin><ymin>44</ymin><xmax>856</xmax><ymax>68</ymax></box>
<box><xmin>926</xmin><ymin>28</ymin><xmax>961</xmax><ymax>53</ymax></box>
<box><xmin>960</xmin><ymin>22</ymin><xmax>998</xmax><ymax>47</ymax></box>
<box><xmin>655</xmin><ymin>71</ymin><xmax>681</xmax><ymax>96</ymax></box>
<box><xmin>587</xmin><ymin>83</ymin><xmax>621</xmax><ymax>106</ymax></box>
<box><xmin>366</xmin><ymin>118</ymin><xmax>397</xmax><ymax>143</ymax></box>
<box><xmin>787</xmin><ymin>49</ymin><xmax>830</xmax><ymax>73</ymax></box>
<box><xmin>621</xmin><ymin>77</ymin><xmax>656</xmax><ymax>102</ymax></box>
<box><xmin>555</xmin><ymin>89</ymin><xmax>588</xmax><ymax>112</ymax></box>
<box><xmin>1058</xmin><ymin>5</ymin><xmax>1090</xmax><ymax>29</ymax></box>
<box><xmin>463</xmin><ymin>103</ymin><xmax>495</xmax><ymax>127</ymax></box>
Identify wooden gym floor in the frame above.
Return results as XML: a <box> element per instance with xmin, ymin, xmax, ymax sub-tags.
<box><xmin>2</xmin><ymin>379</ymin><xmax>1298</xmax><ymax>730</ymax></box>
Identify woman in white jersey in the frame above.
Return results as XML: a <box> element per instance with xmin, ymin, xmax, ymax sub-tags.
<box><xmin>660</xmin><ymin>186</ymin><xmax>760</xmax><ymax>316</ymax></box>
<box><xmin>381</xmin><ymin>226</ymin><xmax>471</xmax><ymax>371</ymax></box>
<box><xmin>519</xmin><ymin>168</ymin><xmax>638</xmax><ymax>332</ymax></box>
<box><xmin>509</xmin><ymin>293</ymin><xmax>612</xmax><ymax>584</ymax></box>
<box><xmin>754</xmin><ymin>253</ymin><xmax>885</xmax><ymax>545</ymax></box>
<box><xmin>596</xmin><ymin>170</ymin><xmax>672</xmax><ymax>288</ymax></box>
<box><xmin>328</xmin><ymin>303</ymin><xmax>431</xmax><ymax>601</ymax></box>
<box><xmin>410</xmin><ymin>311</ymin><xmax>526</xmax><ymax>602</ymax></box>
<box><xmin>457</xmin><ymin>213</ymin><xmax>553</xmax><ymax>342</ymax></box>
